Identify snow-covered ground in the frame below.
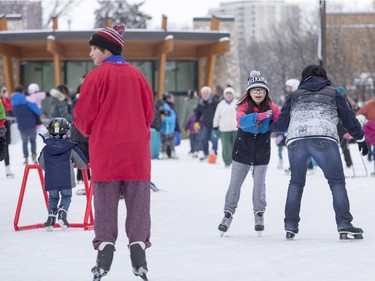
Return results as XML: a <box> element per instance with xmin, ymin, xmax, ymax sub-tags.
<box><xmin>0</xmin><ymin>136</ymin><xmax>374</xmax><ymax>281</ymax></box>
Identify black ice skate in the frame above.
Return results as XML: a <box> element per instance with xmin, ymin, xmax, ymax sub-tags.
<box><xmin>44</xmin><ymin>209</ymin><xmax>57</xmax><ymax>231</ymax></box>
<box><xmin>254</xmin><ymin>211</ymin><xmax>265</xmax><ymax>236</ymax></box>
<box><xmin>338</xmin><ymin>226</ymin><xmax>364</xmax><ymax>240</ymax></box>
<box><xmin>218</xmin><ymin>212</ymin><xmax>233</xmax><ymax>236</ymax></box>
<box><xmin>129</xmin><ymin>242</ymin><xmax>148</xmax><ymax>281</ymax></box>
<box><xmin>285</xmin><ymin>228</ymin><xmax>299</xmax><ymax>240</ymax></box>
<box><xmin>57</xmin><ymin>206</ymin><xmax>69</xmax><ymax>230</ymax></box>
<box><xmin>92</xmin><ymin>243</ymin><xmax>115</xmax><ymax>281</ymax></box>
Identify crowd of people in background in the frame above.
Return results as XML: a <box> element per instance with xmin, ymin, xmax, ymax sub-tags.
<box><xmin>1</xmin><ymin>75</ymin><xmax>374</xmax><ymax>177</ymax></box>
<box><xmin>1</xmin><ymin>72</ymin><xmax>374</xmax><ymax>180</ymax></box>
<box><xmin>1</xmin><ymin>60</ymin><xmax>375</xmax><ymax>280</ymax></box>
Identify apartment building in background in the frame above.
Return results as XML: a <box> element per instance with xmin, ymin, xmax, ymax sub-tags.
<box><xmin>208</xmin><ymin>0</ymin><xmax>300</xmax><ymax>45</ymax></box>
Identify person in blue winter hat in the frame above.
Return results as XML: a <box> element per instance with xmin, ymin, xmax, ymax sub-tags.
<box><xmin>270</xmin><ymin>65</ymin><xmax>368</xmax><ymax>240</ymax></box>
<box><xmin>38</xmin><ymin>117</ymin><xmax>88</xmax><ymax>231</ymax></box>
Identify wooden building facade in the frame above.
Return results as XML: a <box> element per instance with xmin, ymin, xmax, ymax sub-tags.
<box><xmin>0</xmin><ymin>16</ymin><xmax>231</xmax><ymax>99</ymax></box>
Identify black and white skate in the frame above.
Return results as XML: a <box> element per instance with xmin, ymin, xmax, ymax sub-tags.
<box><xmin>92</xmin><ymin>266</ymin><xmax>108</xmax><ymax>281</ymax></box>
<box><xmin>218</xmin><ymin>212</ymin><xmax>233</xmax><ymax>236</ymax></box>
<box><xmin>285</xmin><ymin>229</ymin><xmax>298</xmax><ymax>240</ymax></box>
<box><xmin>92</xmin><ymin>243</ymin><xmax>115</xmax><ymax>281</ymax></box>
<box><xmin>338</xmin><ymin>227</ymin><xmax>364</xmax><ymax>240</ymax></box>
<box><xmin>44</xmin><ymin>209</ymin><xmax>57</xmax><ymax>231</ymax></box>
<box><xmin>57</xmin><ymin>207</ymin><xmax>69</xmax><ymax>230</ymax></box>
<box><xmin>130</xmin><ymin>242</ymin><xmax>148</xmax><ymax>281</ymax></box>
<box><xmin>133</xmin><ymin>267</ymin><xmax>148</xmax><ymax>281</ymax></box>
<box><xmin>255</xmin><ymin>225</ymin><xmax>264</xmax><ymax>236</ymax></box>
<box><xmin>150</xmin><ymin>181</ymin><xmax>159</xmax><ymax>192</ymax></box>
<box><xmin>75</xmin><ymin>188</ymin><xmax>86</xmax><ymax>196</ymax></box>
<box><xmin>254</xmin><ymin>212</ymin><xmax>264</xmax><ymax>236</ymax></box>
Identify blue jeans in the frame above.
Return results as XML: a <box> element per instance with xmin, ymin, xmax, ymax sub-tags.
<box><xmin>285</xmin><ymin>138</ymin><xmax>353</xmax><ymax>231</ymax></box>
<box><xmin>201</xmin><ymin>126</ymin><xmax>218</xmax><ymax>156</ymax></box>
<box><xmin>48</xmin><ymin>189</ymin><xmax>72</xmax><ymax>212</ymax></box>
<box><xmin>19</xmin><ymin>128</ymin><xmax>37</xmax><ymax>158</ymax></box>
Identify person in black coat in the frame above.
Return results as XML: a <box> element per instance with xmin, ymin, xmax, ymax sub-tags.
<box><xmin>194</xmin><ymin>86</ymin><xmax>219</xmax><ymax>160</ymax></box>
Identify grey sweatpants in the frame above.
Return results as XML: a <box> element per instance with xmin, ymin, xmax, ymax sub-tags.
<box><xmin>92</xmin><ymin>180</ymin><xmax>151</xmax><ymax>250</ymax></box>
<box><xmin>223</xmin><ymin>161</ymin><xmax>268</xmax><ymax>215</ymax></box>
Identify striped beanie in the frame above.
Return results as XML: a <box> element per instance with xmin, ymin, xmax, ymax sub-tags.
<box><xmin>89</xmin><ymin>23</ymin><xmax>126</xmax><ymax>55</ymax></box>
<box><xmin>246</xmin><ymin>70</ymin><xmax>270</xmax><ymax>94</ymax></box>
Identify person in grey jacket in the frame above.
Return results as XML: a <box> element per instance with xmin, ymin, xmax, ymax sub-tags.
<box><xmin>270</xmin><ymin>64</ymin><xmax>368</xmax><ymax>240</ymax></box>
<box><xmin>50</xmin><ymin>84</ymin><xmax>73</xmax><ymax>122</ymax></box>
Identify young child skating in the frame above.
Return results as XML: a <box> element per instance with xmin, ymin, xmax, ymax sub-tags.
<box><xmin>218</xmin><ymin>70</ymin><xmax>280</xmax><ymax>236</ymax></box>
<box><xmin>38</xmin><ymin>117</ymin><xmax>88</xmax><ymax>231</ymax></box>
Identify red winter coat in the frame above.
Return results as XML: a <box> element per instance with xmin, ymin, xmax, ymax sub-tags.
<box><xmin>73</xmin><ymin>62</ymin><xmax>154</xmax><ymax>181</ymax></box>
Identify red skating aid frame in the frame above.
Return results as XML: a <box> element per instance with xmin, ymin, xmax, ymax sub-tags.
<box><xmin>13</xmin><ymin>164</ymin><xmax>94</xmax><ymax>231</ymax></box>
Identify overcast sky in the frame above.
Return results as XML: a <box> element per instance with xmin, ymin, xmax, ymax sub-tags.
<box><xmin>54</xmin><ymin>0</ymin><xmax>373</xmax><ymax>30</ymax></box>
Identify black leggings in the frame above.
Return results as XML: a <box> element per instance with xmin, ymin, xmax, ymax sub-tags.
<box><xmin>4</xmin><ymin>120</ymin><xmax>10</xmax><ymax>166</ymax></box>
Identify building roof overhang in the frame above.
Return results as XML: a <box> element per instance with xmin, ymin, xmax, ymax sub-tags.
<box><xmin>0</xmin><ymin>28</ymin><xmax>231</xmax><ymax>60</ymax></box>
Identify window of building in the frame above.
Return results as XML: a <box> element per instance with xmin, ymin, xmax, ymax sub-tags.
<box><xmin>129</xmin><ymin>61</ymin><xmax>153</xmax><ymax>88</ymax></box>
<box><xmin>20</xmin><ymin>60</ymin><xmax>95</xmax><ymax>93</ymax></box>
<box><xmin>20</xmin><ymin>60</ymin><xmax>197</xmax><ymax>96</ymax></box>
<box><xmin>65</xmin><ymin>61</ymin><xmax>95</xmax><ymax>91</ymax></box>
<box><xmin>153</xmin><ymin>60</ymin><xmax>198</xmax><ymax>95</ymax></box>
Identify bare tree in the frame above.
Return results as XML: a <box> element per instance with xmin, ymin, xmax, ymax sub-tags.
<box><xmin>0</xmin><ymin>0</ymin><xmax>77</xmax><ymax>29</ymax></box>
<box><xmin>42</xmin><ymin>0</ymin><xmax>76</xmax><ymax>29</ymax></box>
<box><xmin>326</xmin><ymin>15</ymin><xmax>375</xmax><ymax>101</ymax></box>
<box><xmin>241</xmin><ymin>6</ymin><xmax>320</xmax><ymax>104</ymax></box>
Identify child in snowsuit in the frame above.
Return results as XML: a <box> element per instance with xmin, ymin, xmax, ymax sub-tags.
<box><xmin>185</xmin><ymin>109</ymin><xmax>203</xmax><ymax>158</ymax></box>
<box><xmin>218</xmin><ymin>71</ymin><xmax>280</xmax><ymax>236</ymax></box>
<box><xmin>160</xmin><ymin>100</ymin><xmax>177</xmax><ymax>159</ymax></box>
<box><xmin>38</xmin><ymin>117</ymin><xmax>88</xmax><ymax>231</ymax></box>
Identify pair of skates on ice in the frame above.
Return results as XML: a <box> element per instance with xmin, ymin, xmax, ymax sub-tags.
<box><xmin>218</xmin><ymin>212</ymin><xmax>363</xmax><ymax>240</ymax></box>
<box><xmin>92</xmin><ymin>241</ymin><xmax>149</xmax><ymax>281</ymax></box>
<box><xmin>285</xmin><ymin>227</ymin><xmax>363</xmax><ymax>240</ymax></box>
<box><xmin>44</xmin><ymin>206</ymin><xmax>69</xmax><ymax>231</ymax></box>
<box><xmin>218</xmin><ymin>211</ymin><xmax>265</xmax><ymax>237</ymax></box>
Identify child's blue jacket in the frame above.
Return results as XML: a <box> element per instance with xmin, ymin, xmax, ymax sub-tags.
<box><xmin>38</xmin><ymin>138</ymin><xmax>88</xmax><ymax>191</ymax></box>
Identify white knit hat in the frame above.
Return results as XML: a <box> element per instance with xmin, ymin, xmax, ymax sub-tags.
<box><xmin>223</xmin><ymin>87</ymin><xmax>235</xmax><ymax>95</ymax></box>
<box><xmin>28</xmin><ymin>83</ymin><xmax>40</xmax><ymax>94</ymax></box>
<box><xmin>285</xmin><ymin>79</ymin><xmax>300</xmax><ymax>92</ymax></box>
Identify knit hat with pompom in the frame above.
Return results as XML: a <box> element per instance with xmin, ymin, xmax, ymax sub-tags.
<box><xmin>246</xmin><ymin>70</ymin><xmax>270</xmax><ymax>94</ymax></box>
<box><xmin>89</xmin><ymin>23</ymin><xmax>126</xmax><ymax>55</ymax></box>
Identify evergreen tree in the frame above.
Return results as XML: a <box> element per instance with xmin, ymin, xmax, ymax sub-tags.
<box><xmin>94</xmin><ymin>0</ymin><xmax>151</xmax><ymax>28</ymax></box>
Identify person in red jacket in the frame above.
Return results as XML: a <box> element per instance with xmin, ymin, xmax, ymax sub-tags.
<box><xmin>73</xmin><ymin>23</ymin><xmax>154</xmax><ymax>281</ymax></box>
<box><xmin>0</xmin><ymin>87</ymin><xmax>14</xmax><ymax>177</ymax></box>
<box><xmin>357</xmin><ymin>97</ymin><xmax>375</xmax><ymax>162</ymax></box>
<box><xmin>0</xmin><ymin>97</ymin><xmax>6</xmax><ymax>162</ymax></box>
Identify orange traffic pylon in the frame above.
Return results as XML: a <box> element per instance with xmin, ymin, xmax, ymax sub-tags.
<box><xmin>208</xmin><ymin>152</ymin><xmax>217</xmax><ymax>164</ymax></box>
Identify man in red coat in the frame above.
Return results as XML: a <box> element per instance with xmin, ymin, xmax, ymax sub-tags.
<box><xmin>74</xmin><ymin>23</ymin><xmax>154</xmax><ymax>281</ymax></box>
